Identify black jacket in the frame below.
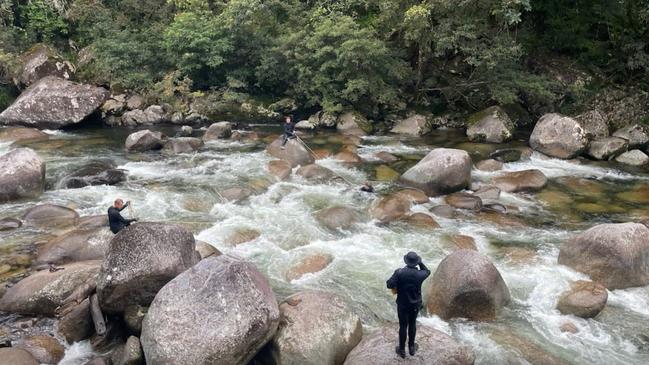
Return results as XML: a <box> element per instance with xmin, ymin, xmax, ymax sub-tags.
<box><xmin>284</xmin><ymin>122</ymin><xmax>295</xmax><ymax>136</ymax></box>
<box><xmin>386</xmin><ymin>263</ymin><xmax>431</xmax><ymax>308</ymax></box>
<box><xmin>108</xmin><ymin>203</ymin><xmax>134</xmax><ymax>234</ymax></box>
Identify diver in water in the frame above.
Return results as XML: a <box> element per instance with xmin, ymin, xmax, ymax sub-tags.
<box><xmin>280</xmin><ymin>115</ymin><xmax>296</xmax><ymax>149</ymax></box>
<box><xmin>386</xmin><ymin>251</ymin><xmax>431</xmax><ymax>358</ymax></box>
<box><xmin>108</xmin><ymin>198</ymin><xmax>137</xmax><ymax>234</ymax></box>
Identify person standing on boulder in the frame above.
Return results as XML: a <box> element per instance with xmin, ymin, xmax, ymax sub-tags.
<box><xmin>108</xmin><ymin>198</ymin><xmax>137</xmax><ymax>234</ymax></box>
<box><xmin>386</xmin><ymin>251</ymin><xmax>431</xmax><ymax>358</ymax></box>
<box><xmin>280</xmin><ymin>115</ymin><xmax>296</xmax><ymax>149</ymax></box>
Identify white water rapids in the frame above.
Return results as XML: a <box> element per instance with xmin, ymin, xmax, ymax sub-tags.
<box><xmin>1</xmin><ymin>127</ymin><xmax>648</xmax><ymax>364</ymax></box>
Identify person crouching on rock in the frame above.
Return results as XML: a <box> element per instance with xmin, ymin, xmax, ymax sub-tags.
<box><xmin>280</xmin><ymin>115</ymin><xmax>296</xmax><ymax>149</ymax></box>
<box><xmin>108</xmin><ymin>198</ymin><xmax>137</xmax><ymax>234</ymax></box>
<box><xmin>386</xmin><ymin>251</ymin><xmax>431</xmax><ymax>358</ymax></box>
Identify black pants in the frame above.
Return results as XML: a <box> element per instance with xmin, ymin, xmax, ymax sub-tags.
<box><xmin>281</xmin><ymin>133</ymin><xmax>295</xmax><ymax>146</ymax></box>
<box><xmin>397</xmin><ymin>304</ymin><xmax>419</xmax><ymax>350</ymax></box>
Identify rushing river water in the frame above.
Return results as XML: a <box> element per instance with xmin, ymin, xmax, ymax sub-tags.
<box><xmin>1</xmin><ymin>125</ymin><xmax>649</xmax><ymax>364</ymax></box>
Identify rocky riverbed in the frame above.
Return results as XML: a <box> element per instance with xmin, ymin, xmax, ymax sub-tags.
<box><xmin>0</xmin><ymin>116</ymin><xmax>648</xmax><ymax>364</ymax></box>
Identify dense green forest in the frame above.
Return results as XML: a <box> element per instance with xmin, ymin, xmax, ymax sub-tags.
<box><xmin>1</xmin><ymin>0</ymin><xmax>648</xmax><ymax>120</ymax></box>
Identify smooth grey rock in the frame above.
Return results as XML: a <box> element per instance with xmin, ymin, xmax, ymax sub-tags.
<box><xmin>615</xmin><ymin>149</ymin><xmax>649</xmax><ymax>166</ymax></box>
<box><xmin>391</xmin><ymin>114</ymin><xmax>431</xmax><ymax>136</ymax></box>
<box><xmin>587</xmin><ymin>137</ymin><xmax>628</xmax><ymax>160</ymax></box>
<box><xmin>97</xmin><ymin>223</ymin><xmax>198</xmax><ymax>313</ymax></box>
<box><xmin>556</xmin><ymin>280</ymin><xmax>607</xmax><ymax>319</ymax></box>
<box><xmin>36</xmin><ymin>227</ymin><xmax>112</xmax><ymax>265</ymax></box>
<box><xmin>492</xmin><ymin>169</ymin><xmax>547</xmax><ymax>193</ymax></box>
<box><xmin>125</xmin><ymin>130</ymin><xmax>165</xmax><ymax>152</ymax></box>
<box><xmin>16</xmin><ymin>44</ymin><xmax>74</xmax><ymax>88</ymax></box>
<box><xmin>203</xmin><ymin>122</ymin><xmax>233</xmax><ymax>140</ymax></box>
<box><xmin>266</xmin><ymin>137</ymin><xmax>315</xmax><ymax>167</ymax></box>
<box><xmin>529</xmin><ymin>113</ymin><xmax>589</xmax><ymax>159</ymax></box>
<box><xmin>22</xmin><ymin>204</ymin><xmax>79</xmax><ymax>229</ymax></box>
<box><xmin>612</xmin><ymin>124</ymin><xmax>649</xmax><ymax>149</ymax></box>
<box><xmin>163</xmin><ymin>137</ymin><xmax>203</xmax><ymax>154</ymax></box>
<box><xmin>0</xmin><ymin>76</ymin><xmax>108</xmax><ymax>129</ymax></box>
<box><xmin>399</xmin><ymin>148</ymin><xmax>472</xmax><ymax>196</ymax></box>
<box><xmin>271</xmin><ymin>291</ymin><xmax>362</xmax><ymax>365</ymax></box>
<box><xmin>343</xmin><ymin>325</ymin><xmax>475</xmax><ymax>365</ymax></box>
<box><xmin>426</xmin><ymin>250</ymin><xmax>511</xmax><ymax>320</ymax></box>
<box><xmin>466</xmin><ymin>106</ymin><xmax>514</xmax><ymax>143</ymax></box>
<box><xmin>558</xmin><ymin>223</ymin><xmax>649</xmax><ymax>289</ymax></box>
<box><xmin>0</xmin><ymin>148</ymin><xmax>45</xmax><ymax>202</ymax></box>
<box><xmin>315</xmin><ymin>206</ymin><xmax>360</xmax><ymax>230</ymax></box>
<box><xmin>141</xmin><ymin>255</ymin><xmax>280</xmax><ymax>365</ymax></box>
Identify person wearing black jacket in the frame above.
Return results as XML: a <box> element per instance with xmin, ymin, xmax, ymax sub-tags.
<box><xmin>280</xmin><ymin>115</ymin><xmax>296</xmax><ymax>149</ymax></box>
<box><xmin>108</xmin><ymin>199</ymin><xmax>137</xmax><ymax>234</ymax></box>
<box><xmin>386</xmin><ymin>251</ymin><xmax>431</xmax><ymax>358</ymax></box>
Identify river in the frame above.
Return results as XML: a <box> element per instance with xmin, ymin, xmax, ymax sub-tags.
<box><xmin>1</xmin><ymin>125</ymin><xmax>648</xmax><ymax>364</ymax></box>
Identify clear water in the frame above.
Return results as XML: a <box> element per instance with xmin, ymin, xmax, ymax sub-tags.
<box><xmin>1</xmin><ymin>126</ymin><xmax>648</xmax><ymax>364</ymax></box>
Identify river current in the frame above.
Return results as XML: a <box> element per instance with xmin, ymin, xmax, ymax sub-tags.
<box><xmin>1</xmin><ymin>125</ymin><xmax>648</xmax><ymax>364</ymax></box>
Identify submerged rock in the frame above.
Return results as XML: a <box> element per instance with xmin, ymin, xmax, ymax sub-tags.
<box><xmin>556</xmin><ymin>280</ymin><xmax>607</xmax><ymax>318</ymax></box>
<box><xmin>268</xmin><ymin>160</ymin><xmax>292</xmax><ymax>181</ymax></box>
<box><xmin>403</xmin><ymin>213</ymin><xmax>440</xmax><ymax>229</ymax></box>
<box><xmin>529</xmin><ymin>113</ymin><xmax>589</xmax><ymax>159</ymax></box>
<box><xmin>492</xmin><ymin>169</ymin><xmax>547</xmax><ymax>193</ymax></box>
<box><xmin>0</xmin><ymin>217</ymin><xmax>22</xmax><ymax>231</ymax></box>
<box><xmin>97</xmin><ymin>223</ymin><xmax>198</xmax><ymax>313</ymax></box>
<box><xmin>141</xmin><ymin>255</ymin><xmax>280</xmax><ymax>365</ymax></box>
<box><xmin>0</xmin><ymin>127</ymin><xmax>49</xmax><ymax>143</ymax></box>
<box><xmin>57</xmin><ymin>161</ymin><xmax>126</xmax><ymax>189</ymax></box>
<box><xmin>271</xmin><ymin>291</ymin><xmax>362</xmax><ymax>365</ymax></box>
<box><xmin>399</xmin><ymin>148</ymin><xmax>472</xmax><ymax>196</ymax></box>
<box><xmin>426</xmin><ymin>250</ymin><xmax>511</xmax><ymax>321</ymax></box>
<box><xmin>221</xmin><ymin>187</ymin><xmax>255</xmax><ymax>203</ymax></box>
<box><xmin>0</xmin><ymin>76</ymin><xmax>108</xmax><ymax>129</ymax></box>
<box><xmin>36</xmin><ymin>227</ymin><xmax>112</xmax><ymax>265</ymax></box>
<box><xmin>315</xmin><ymin>206</ymin><xmax>359</xmax><ymax>230</ymax></box>
<box><xmin>445</xmin><ymin>192</ymin><xmax>483</xmax><ymax>211</ymax></box>
<box><xmin>15</xmin><ymin>334</ymin><xmax>65</xmax><ymax>364</ymax></box>
<box><xmin>0</xmin><ymin>348</ymin><xmax>39</xmax><ymax>365</ymax></box>
<box><xmin>163</xmin><ymin>137</ymin><xmax>203</xmax><ymax>154</ymax></box>
<box><xmin>22</xmin><ymin>204</ymin><xmax>79</xmax><ymax>229</ymax></box>
<box><xmin>125</xmin><ymin>130</ymin><xmax>166</xmax><ymax>152</ymax></box>
<box><xmin>0</xmin><ymin>148</ymin><xmax>45</xmax><ymax>203</ymax></box>
<box><xmin>0</xmin><ymin>260</ymin><xmax>100</xmax><ymax>316</ymax></box>
<box><xmin>343</xmin><ymin>325</ymin><xmax>475</xmax><ymax>365</ymax></box>
<box><xmin>296</xmin><ymin>164</ymin><xmax>336</xmax><ymax>181</ymax></box>
<box><xmin>558</xmin><ymin>223</ymin><xmax>649</xmax><ymax>289</ymax></box>
<box><xmin>475</xmin><ymin>159</ymin><xmax>503</xmax><ymax>171</ymax></box>
<box><xmin>267</xmin><ymin>137</ymin><xmax>315</xmax><ymax>167</ymax></box>
<box><xmin>286</xmin><ymin>253</ymin><xmax>333</xmax><ymax>281</ymax></box>
<box><xmin>489</xmin><ymin>148</ymin><xmax>522</xmax><ymax>163</ymax></box>
<box><xmin>371</xmin><ymin>194</ymin><xmax>412</xmax><ymax>224</ymax></box>
<box><xmin>466</xmin><ymin>106</ymin><xmax>515</xmax><ymax>143</ymax></box>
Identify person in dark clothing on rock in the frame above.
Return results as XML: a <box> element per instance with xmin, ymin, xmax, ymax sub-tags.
<box><xmin>360</xmin><ymin>181</ymin><xmax>375</xmax><ymax>193</ymax></box>
<box><xmin>280</xmin><ymin>115</ymin><xmax>296</xmax><ymax>149</ymax></box>
<box><xmin>108</xmin><ymin>198</ymin><xmax>137</xmax><ymax>234</ymax></box>
<box><xmin>386</xmin><ymin>251</ymin><xmax>431</xmax><ymax>358</ymax></box>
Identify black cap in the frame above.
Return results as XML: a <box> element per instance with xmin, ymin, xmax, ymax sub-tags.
<box><xmin>403</xmin><ymin>251</ymin><xmax>420</xmax><ymax>267</ymax></box>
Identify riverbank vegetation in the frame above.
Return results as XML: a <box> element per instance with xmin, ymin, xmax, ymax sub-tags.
<box><xmin>1</xmin><ymin>0</ymin><xmax>648</xmax><ymax>120</ymax></box>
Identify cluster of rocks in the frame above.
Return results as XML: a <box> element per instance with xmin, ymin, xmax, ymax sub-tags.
<box><xmin>101</xmin><ymin>97</ymin><xmax>211</xmax><ymax>128</ymax></box>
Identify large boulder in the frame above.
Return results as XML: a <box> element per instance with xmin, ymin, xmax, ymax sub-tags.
<box><xmin>529</xmin><ymin>113</ymin><xmax>589</xmax><ymax>159</ymax></box>
<box><xmin>466</xmin><ymin>106</ymin><xmax>515</xmax><ymax>143</ymax></box>
<box><xmin>558</xmin><ymin>223</ymin><xmax>649</xmax><ymax>289</ymax></box>
<box><xmin>57</xmin><ymin>161</ymin><xmax>126</xmax><ymax>189</ymax></box>
<box><xmin>203</xmin><ymin>122</ymin><xmax>233</xmax><ymax>141</ymax></box>
<box><xmin>574</xmin><ymin>110</ymin><xmax>609</xmax><ymax>139</ymax></box>
<box><xmin>0</xmin><ymin>260</ymin><xmax>100</xmax><ymax>316</ymax></box>
<box><xmin>125</xmin><ymin>130</ymin><xmax>165</xmax><ymax>152</ymax></box>
<box><xmin>315</xmin><ymin>206</ymin><xmax>360</xmax><ymax>230</ymax></box>
<box><xmin>612</xmin><ymin>124</ymin><xmax>649</xmax><ymax>149</ymax></box>
<box><xmin>121</xmin><ymin>105</ymin><xmax>169</xmax><ymax>126</ymax></box>
<box><xmin>0</xmin><ymin>148</ymin><xmax>45</xmax><ymax>202</ymax></box>
<box><xmin>370</xmin><ymin>194</ymin><xmax>412</xmax><ymax>224</ymax></box>
<box><xmin>58</xmin><ymin>298</ymin><xmax>93</xmax><ymax>343</ymax></box>
<box><xmin>97</xmin><ymin>223</ymin><xmax>198</xmax><ymax>313</ymax></box>
<box><xmin>391</xmin><ymin>114</ymin><xmax>431</xmax><ymax>136</ymax></box>
<box><xmin>15</xmin><ymin>334</ymin><xmax>65</xmax><ymax>364</ymax></box>
<box><xmin>36</xmin><ymin>227</ymin><xmax>112</xmax><ymax>265</ymax></box>
<box><xmin>492</xmin><ymin>169</ymin><xmax>547</xmax><ymax>193</ymax></box>
<box><xmin>336</xmin><ymin>111</ymin><xmax>372</xmax><ymax>136</ymax></box>
<box><xmin>271</xmin><ymin>291</ymin><xmax>362</xmax><ymax>365</ymax></box>
<box><xmin>556</xmin><ymin>280</ymin><xmax>607</xmax><ymax>318</ymax></box>
<box><xmin>0</xmin><ymin>348</ymin><xmax>39</xmax><ymax>365</ymax></box>
<box><xmin>399</xmin><ymin>148</ymin><xmax>472</xmax><ymax>196</ymax></box>
<box><xmin>426</xmin><ymin>250</ymin><xmax>511</xmax><ymax>320</ymax></box>
<box><xmin>16</xmin><ymin>44</ymin><xmax>75</xmax><ymax>88</ymax></box>
<box><xmin>268</xmin><ymin>160</ymin><xmax>292</xmax><ymax>181</ymax></box>
<box><xmin>0</xmin><ymin>76</ymin><xmax>109</xmax><ymax>129</ymax></box>
<box><xmin>586</xmin><ymin>137</ymin><xmax>628</xmax><ymax>160</ymax></box>
<box><xmin>0</xmin><ymin>127</ymin><xmax>49</xmax><ymax>143</ymax></box>
<box><xmin>22</xmin><ymin>204</ymin><xmax>79</xmax><ymax>229</ymax></box>
<box><xmin>343</xmin><ymin>325</ymin><xmax>475</xmax><ymax>365</ymax></box>
<box><xmin>141</xmin><ymin>255</ymin><xmax>280</xmax><ymax>365</ymax></box>
<box><xmin>615</xmin><ymin>149</ymin><xmax>649</xmax><ymax>166</ymax></box>
<box><xmin>267</xmin><ymin>137</ymin><xmax>315</xmax><ymax>167</ymax></box>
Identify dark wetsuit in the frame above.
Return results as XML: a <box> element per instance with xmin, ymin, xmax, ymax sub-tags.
<box><xmin>281</xmin><ymin>121</ymin><xmax>296</xmax><ymax>146</ymax></box>
<box><xmin>108</xmin><ymin>203</ymin><xmax>135</xmax><ymax>234</ymax></box>
<box><xmin>386</xmin><ymin>262</ymin><xmax>431</xmax><ymax>351</ymax></box>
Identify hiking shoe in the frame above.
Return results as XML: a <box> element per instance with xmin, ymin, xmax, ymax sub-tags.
<box><xmin>409</xmin><ymin>343</ymin><xmax>418</xmax><ymax>356</ymax></box>
<box><xmin>395</xmin><ymin>346</ymin><xmax>406</xmax><ymax>359</ymax></box>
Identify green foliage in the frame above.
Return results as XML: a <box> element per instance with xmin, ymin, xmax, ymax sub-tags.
<box><xmin>17</xmin><ymin>0</ymin><xmax>68</xmax><ymax>43</ymax></box>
